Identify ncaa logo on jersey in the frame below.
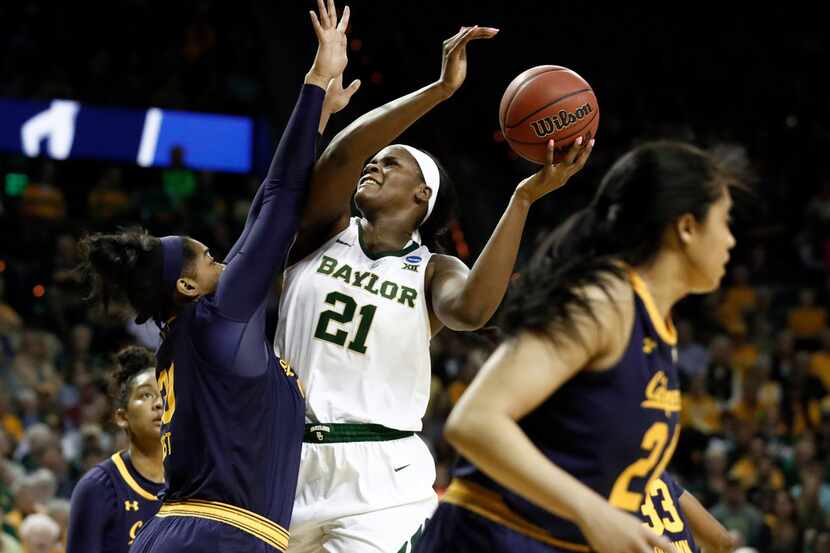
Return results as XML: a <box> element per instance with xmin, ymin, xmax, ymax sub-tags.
<box><xmin>403</xmin><ymin>255</ymin><xmax>422</xmax><ymax>272</ymax></box>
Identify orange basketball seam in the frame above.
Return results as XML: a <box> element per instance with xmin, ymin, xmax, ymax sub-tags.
<box><xmin>500</xmin><ymin>67</ymin><xmax>567</xmax><ymax>129</ymax></box>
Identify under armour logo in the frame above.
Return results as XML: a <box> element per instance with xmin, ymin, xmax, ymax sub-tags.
<box><xmin>402</xmin><ymin>263</ymin><xmax>419</xmax><ymax>272</ymax></box>
<box><xmin>642</xmin><ymin>337</ymin><xmax>657</xmax><ymax>354</ymax></box>
<box><xmin>125</xmin><ymin>500</ymin><xmax>139</xmax><ymax>511</ymax></box>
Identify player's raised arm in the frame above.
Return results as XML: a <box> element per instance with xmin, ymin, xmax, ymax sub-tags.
<box><xmin>214</xmin><ymin>1</ymin><xmax>350</xmax><ymax>321</ymax></box>
<box><xmin>223</xmin><ymin>0</ymin><xmax>351</xmax><ymax>267</ymax></box>
<box><xmin>427</xmin><ymin>137</ymin><xmax>593</xmax><ymax>333</ymax></box>
<box><xmin>291</xmin><ymin>25</ymin><xmax>498</xmax><ymax>260</ymax></box>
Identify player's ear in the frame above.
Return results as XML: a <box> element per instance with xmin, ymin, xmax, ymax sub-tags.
<box><xmin>114</xmin><ymin>408</ymin><xmax>129</xmax><ymax>431</ymax></box>
<box><xmin>674</xmin><ymin>213</ymin><xmax>697</xmax><ymax>246</ymax></box>
<box><xmin>415</xmin><ymin>183</ymin><xmax>432</xmax><ymax>204</ymax></box>
<box><xmin>176</xmin><ymin>277</ymin><xmax>200</xmax><ymax>299</ymax></box>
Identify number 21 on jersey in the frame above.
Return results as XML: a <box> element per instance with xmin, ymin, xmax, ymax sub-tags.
<box><xmin>313</xmin><ymin>291</ymin><xmax>377</xmax><ymax>354</ymax></box>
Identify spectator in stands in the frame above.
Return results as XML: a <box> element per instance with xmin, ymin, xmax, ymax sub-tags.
<box><xmin>677</xmin><ymin>319</ymin><xmax>710</xmax><ymax>382</ymax></box>
<box><xmin>17</xmin><ymin>513</ymin><xmax>59</xmax><ymax>553</ymax></box>
<box><xmin>810</xmin><ymin>327</ymin><xmax>830</xmax><ymax>392</ymax></box>
<box><xmin>712</xmin><ymin>476</ymin><xmax>764</xmax><ymax>548</ymax></box>
<box><xmin>789</xmin><ymin>288</ymin><xmax>827</xmax><ymax>348</ymax></box>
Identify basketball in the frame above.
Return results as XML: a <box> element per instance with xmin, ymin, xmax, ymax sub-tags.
<box><xmin>499</xmin><ymin>65</ymin><xmax>599</xmax><ymax>164</ymax></box>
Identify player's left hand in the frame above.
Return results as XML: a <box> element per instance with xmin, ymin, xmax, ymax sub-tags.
<box><xmin>322</xmin><ymin>73</ymin><xmax>361</xmax><ymax>116</ymax></box>
<box><xmin>307</xmin><ymin>0</ymin><xmax>350</xmax><ymax>88</ymax></box>
<box><xmin>438</xmin><ymin>25</ymin><xmax>498</xmax><ymax>96</ymax></box>
<box><xmin>514</xmin><ymin>135</ymin><xmax>594</xmax><ymax>204</ymax></box>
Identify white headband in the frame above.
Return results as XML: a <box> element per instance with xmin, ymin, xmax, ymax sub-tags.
<box><xmin>398</xmin><ymin>145</ymin><xmax>441</xmax><ymax>224</ymax></box>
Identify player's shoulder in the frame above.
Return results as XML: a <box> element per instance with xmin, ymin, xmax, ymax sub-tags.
<box><xmin>73</xmin><ymin>461</ymin><xmax>115</xmax><ymax>499</ymax></box>
<box><xmin>426</xmin><ymin>253</ymin><xmax>467</xmax><ymax>275</ymax></box>
<box><xmin>566</xmin><ymin>271</ymin><xmax>635</xmax><ymax>367</ymax></box>
<box><xmin>572</xmin><ymin>270</ymin><xmax>634</xmax><ymax>323</ymax></box>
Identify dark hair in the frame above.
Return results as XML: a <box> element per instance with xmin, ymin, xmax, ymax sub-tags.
<box><xmin>417</xmin><ymin>150</ymin><xmax>456</xmax><ymax>253</ymax></box>
<box><xmin>502</xmin><ymin>141</ymin><xmax>740</xmax><ymax>342</ymax></box>
<box><xmin>78</xmin><ymin>227</ymin><xmax>197</xmax><ymax>325</ymax></box>
<box><xmin>112</xmin><ymin>346</ymin><xmax>156</xmax><ymax>409</ymax></box>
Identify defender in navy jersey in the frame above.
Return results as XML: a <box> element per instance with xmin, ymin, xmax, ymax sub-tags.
<box><xmin>68</xmin><ymin>452</ymin><xmax>164</xmax><ymax>552</ymax></box>
<box><xmin>415</xmin><ymin>142</ymin><xmax>740</xmax><ymax>553</ymax></box>
<box><xmin>68</xmin><ymin>346</ymin><xmax>164</xmax><ymax>553</ymax></box>
<box><xmin>77</xmin><ymin>5</ymin><xmax>353</xmax><ymax>551</ymax></box>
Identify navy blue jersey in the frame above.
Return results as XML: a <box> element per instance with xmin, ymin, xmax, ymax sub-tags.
<box><xmin>638</xmin><ymin>473</ymin><xmax>698</xmax><ymax>553</ymax></box>
<box><xmin>448</xmin><ymin>271</ymin><xmax>682</xmax><ymax>551</ymax></box>
<box><xmin>67</xmin><ymin>451</ymin><xmax>164</xmax><ymax>553</ymax></box>
<box><xmin>144</xmin><ymin>84</ymin><xmax>323</xmax><ymax>552</ymax></box>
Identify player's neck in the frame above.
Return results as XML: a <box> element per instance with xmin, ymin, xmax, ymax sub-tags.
<box><xmin>631</xmin><ymin>256</ymin><xmax>686</xmax><ymax>320</ymax></box>
<box><xmin>129</xmin><ymin>442</ymin><xmax>165</xmax><ymax>484</ymax></box>
<box><xmin>359</xmin><ymin>215</ymin><xmax>416</xmax><ymax>253</ymax></box>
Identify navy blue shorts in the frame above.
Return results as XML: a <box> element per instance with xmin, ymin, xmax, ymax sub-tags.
<box><xmin>413</xmin><ymin>502</ymin><xmax>569</xmax><ymax>553</ymax></box>
<box><xmin>131</xmin><ymin>515</ymin><xmax>280</xmax><ymax>553</ymax></box>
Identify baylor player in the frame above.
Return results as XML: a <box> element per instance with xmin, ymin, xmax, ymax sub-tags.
<box><xmin>275</xmin><ymin>21</ymin><xmax>593</xmax><ymax>553</ymax></box>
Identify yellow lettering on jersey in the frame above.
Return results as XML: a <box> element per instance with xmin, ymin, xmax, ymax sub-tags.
<box><xmin>279</xmin><ymin>358</ymin><xmax>295</xmax><ymax>377</ymax></box>
<box><xmin>643</xmin><ymin>337</ymin><xmax>657</xmax><ymax>354</ymax></box>
<box><xmin>161</xmin><ymin>431</ymin><xmax>173</xmax><ymax>460</ymax></box>
<box><xmin>610</xmin><ymin>422</ymin><xmax>669</xmax><ymax>511</ymax></box>
<box><xmin>641</xmin><ymin>479</ymin><xmax>684</xmax><ymax>535</ymax></box>
<box><xmin>640</xmin><ymin>372</ymin><xmax>681</xmax><ymax>416</ymax></box>
<box><xmin>128</xmin><ymin>520</ymin><xmax>143</xmax><ymax>544</ymax></box>
<box><xmin>158</xmin><ymin>363</ymin><xmax>176</xmax><ymax>424</ymax></box>
<box><xmin>124</xmin><ymin>500</ymin><xmax>139</xmax><ymax>511</ymax></box>
<box><xmin>653</xmin><ymin>540</ymin><xmax>692</xmax><ymax>553</ymax></box>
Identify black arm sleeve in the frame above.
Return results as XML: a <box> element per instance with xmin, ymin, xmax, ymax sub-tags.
<box><xmin>214</xmin><ymin>84</ymin><xmax>324</xmax><ymax>320</ymax></box>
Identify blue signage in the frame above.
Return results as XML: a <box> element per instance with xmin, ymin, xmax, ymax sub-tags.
<box><xmin>0</xmin><ymin>98</ymin><xmax>252</xmax><ymax>173</ymax></box>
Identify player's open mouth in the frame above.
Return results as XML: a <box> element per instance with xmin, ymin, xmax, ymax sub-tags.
<box><xmin>358</xmin><ymin>175</ymin><xmax>380</xmax><ymax>187</ymax></box>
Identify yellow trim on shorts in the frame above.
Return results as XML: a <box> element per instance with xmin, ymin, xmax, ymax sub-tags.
<box><xmin>157</xmin><ymin>499</ymin><xmax>289</xmax><ymax>551</ymax></box>
<box><xmin>628</xmin><ymin>271</ymin><xmax>677</xmax><ymax>346</ymax></box>
<box><xmin>442</xmin><ymin>479</ymin><xmax>591</xmax><ymax>552</ymax></box>
<box><xmin>111</xmin><ymin>452</ymin><xmax>159</xmax><ymax>502</ymax></box>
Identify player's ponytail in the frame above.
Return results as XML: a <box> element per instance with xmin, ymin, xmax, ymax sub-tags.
<box><xmin>501</xmin><ymin>141</ymin><xmax>738</xmax><ymax>342</ymax></box>
<box><xmin>78</xmin><ymin>228</ymin><xmax>197</xmax><ymax>325</ymax></box>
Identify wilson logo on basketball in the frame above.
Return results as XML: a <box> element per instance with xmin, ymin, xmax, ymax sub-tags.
<box><xmin>529</xmin><ymin>103</ymin><xmax>594</xmax><ymax>138</ymax></box>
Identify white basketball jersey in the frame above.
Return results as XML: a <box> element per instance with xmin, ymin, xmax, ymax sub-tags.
<box><xmin>275</xmin><ymin>218</ymin><xmax>434</xmax><ymax>431</ymax></box>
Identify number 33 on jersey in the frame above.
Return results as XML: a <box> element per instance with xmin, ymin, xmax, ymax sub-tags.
<box><xmin>276</xmin><ymin>218</ymin><xmax>434</xmax><ymax>431</ymax></box>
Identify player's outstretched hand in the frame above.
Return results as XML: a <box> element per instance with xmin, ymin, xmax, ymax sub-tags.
<box><xmin>438</xmin><ymin>25</ymin><xmax>498</xmax><ymax>96</ymax></box>
<box><xmin>514</xmin><ymin>134</ymin><xmax>594</xmax><ymax>204</ymax></box>
<box><xmin>307</xmin><ymin>0</ymin><xmax>350</xmax><ymax>88</ymax></box>
<box><xmin>322</xmin><ymin>73</ymin><xmax>361</xmax><ymax>116</ymax></box>
<box><xmin>579</xmin><ymin>501</ymin><xmax>677</xmax><ymax>553</ymax></box>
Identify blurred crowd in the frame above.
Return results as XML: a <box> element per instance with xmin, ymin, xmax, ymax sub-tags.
<box><xmin>2</xmin><ymin>1</ymin><xmax>830</xmax><ymax>552</ymax></box>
